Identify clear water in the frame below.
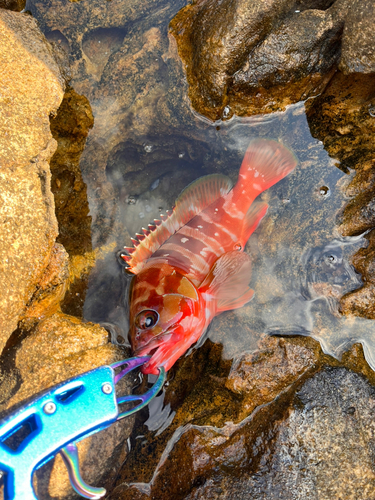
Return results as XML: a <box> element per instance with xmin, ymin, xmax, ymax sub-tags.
<box><xmin>26</xmin><ymin>0</ymin><xmax>375</xmax><ymax>430</ymax></box>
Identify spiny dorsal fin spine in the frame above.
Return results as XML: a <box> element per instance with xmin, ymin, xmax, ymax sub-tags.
<box><xmin>126</xmin><ymin>174</ymin><xmax>233</xmax><ymax>274</ymax></box>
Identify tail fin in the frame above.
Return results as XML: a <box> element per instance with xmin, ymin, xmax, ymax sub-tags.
<box><xmin>233</xmin><ymin>139</ymin><xmax>297</xmax><ymax>204</ymax></box>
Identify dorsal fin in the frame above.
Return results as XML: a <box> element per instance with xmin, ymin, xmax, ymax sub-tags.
<box><xmin>123</xmin><ymin>174</ymin><xmax>233</xmax><ymax>274</ymax></box>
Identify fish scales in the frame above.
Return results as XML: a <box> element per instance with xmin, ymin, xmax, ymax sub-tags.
<box><xmin>123</xmin><ymin>139</ymin><xmax>297</xmax><ymax>374</ymax></box>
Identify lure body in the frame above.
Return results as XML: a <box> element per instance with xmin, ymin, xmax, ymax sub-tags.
<box><xmin>124</xmin><ymin>139</ymin><xmax>297</xmax><ymax>374</ymax></box>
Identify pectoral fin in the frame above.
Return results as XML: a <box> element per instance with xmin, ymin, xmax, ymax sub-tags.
<box><xmin>199</xmin><ymin>251</ymin><xmax>254</xmax><ymax>313</ymax></box>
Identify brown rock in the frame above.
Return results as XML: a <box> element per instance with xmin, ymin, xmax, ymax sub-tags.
<box><xmin>111</xmin><ymin>367</ymin><xmax>375</xmax><ymax>500</ymax></box>
<box><xmin>226</xmin><ymin>336</ymin><xmax>320</xmax><ymax>420</ymax></box>
<box><xmin>50</xmin><ymin>86</ymin><xmax>94</xmax><ymax>258</ymax></box>
<box><xmin>306</xmin><ymin>71</ymin><xmax>375</xmax><ymax>318</ymax></box>
<box><xmin>0</xmin><ymin>9</ymin><xmax>64</xmax><ymax>352</ymax></box>
<box><xmin>0</xmin><ymin>0</ymin><xmax>26</xmax><ymax>11</ymax></box>
<box><xmin>170</xmin><ymin>0</ymin><xmax>300</xmax><ymax>119</ymax></box>
<box><xmin>21</xmin><ymin>243</ymin><xmax>70</xmax><ymax>328</ymax></box>
<box><xmin>170</xmin><ymin>0</ymin><xmax>354</xmax><ymax>120</ymax></box>
<box><xmin>0</xmin><ymin>313</ymin><xmax>133</xmax><ymax>499</ymax></box>
<box><xmin>340</xmin><ymin>0</ymin><xmax>375</xmax><ymax>74</ymax></box>
<box><xmin>340</xmin><ymin>229</ymin><xmax>375</xmax><ymax>318</ymax></box>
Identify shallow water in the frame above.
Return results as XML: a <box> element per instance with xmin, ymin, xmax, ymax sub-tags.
<box><xmin>26</xmin><ymin>0</ymin><xmax>375</xmax><ymax>433</ymax></box>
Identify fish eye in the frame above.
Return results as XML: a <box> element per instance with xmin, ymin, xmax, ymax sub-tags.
<box><xmin>135</xmin><ymin>310</ymin><xmax>159</xmax><ymax>330</ymax></box>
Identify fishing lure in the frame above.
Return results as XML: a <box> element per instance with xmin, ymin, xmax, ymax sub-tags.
<box><xmin>123</xmin><ymin>139</ymin><xmax>297</xmax><ymax>375</ymax></box>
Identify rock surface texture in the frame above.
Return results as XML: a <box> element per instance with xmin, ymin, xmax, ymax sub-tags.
<box><xmin>0</xmin><ymin>8</ymin><xmax>134</xmax><ymax>499</ymax></box>
<box><xmin>0</xmin><ymin>9</ymin><xmax>63</xmax><ymax>352</ymax></box>
<box><xmin>170</xmin><ymin>0</ymin><xmax>375</xmax><ymax>120</ymax></box>
<box><xmin>0</xmin><ymin>312</ymin><xmax>133</xmax><ymax>499</ymax></box>
<box><xmin>306</xmin><ymin>72</ymin><xmax>375</xmax><ymax>318</ymax></box>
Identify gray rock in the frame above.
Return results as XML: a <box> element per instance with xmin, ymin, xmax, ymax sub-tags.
<box><xmin>234</xmin><ymin>6</ymin><xmax>346</xmax><ymax>89</ymax></box>
<box><xmin>340</xmin><ymin>0</ymin><xmax>375</xmax><ymax>74</ymax></box>
<box><xmin>187</xmin><ymin>368</ymin><xmax>375</xmax><ymax>499</ymax></box>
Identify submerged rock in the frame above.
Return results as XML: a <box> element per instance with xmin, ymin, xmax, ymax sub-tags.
<box><xmin>306</xmin><ymin>71</ymin><xmax>375</xmax><ymax>318</ymax></box>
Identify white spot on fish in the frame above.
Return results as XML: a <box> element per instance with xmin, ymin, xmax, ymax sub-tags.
<box><xmin>253</xmin><ymin>184</ymin><xmax>261</xmax><ymax>190</ymax></box>
<box><xmin>181</xmin><ymin>237</ymin><xmax>189</xmax><ymax>243</ymax></box>
<box><xmin>163</xmin><ymin>253</ymin><xmax>169</xmax><ymax>257</ymax></box>
<box><xmin>215</xmin><ymin>208</ymin><xmax>218</xmax><ymax>212</ymax></box>
<box><xmin>215</xmin><ymin>232</ymin><xmax>219</xmax><ymax>237</ymax></box>
<box><xmin>197</xmin><ymin>225</ymin><xmax>203</xmax><ymax>229</ymax></box>
<box><xmin>254</xmin><ymin>171</ymin><xmax>259</xmax><ymax>178</ymax></box>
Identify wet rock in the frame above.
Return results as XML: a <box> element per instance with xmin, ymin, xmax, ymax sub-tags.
<box><xmin>110</xmin><ymin>336</ymin><xmax>322</xmax><ymax>497</ymax></box>
<box><xmin>48</xmin><ymin>86</ymin><xmax>95</xmax><ymax>318</ymax></box>
<box><xmin>21</xmin><ymin>243</ymin><xmax>70</xmax><ymax>329</ymax></box>
<box><xmin>0</xmin><ymin>312</ymin><xmax>132</xmax><ymax>499</ymax></box>
<box><xmin>306</xmin><ymin>71</ymin><xmax>375</xmax><ymax>318</ymax></box>
<box><xmin>170</xmin><ymin>0</ymin><xmax>350</xmax><ymax>120</ymax></box>
<box><xmin>50</xmin><ymin>86</ymin><xmax>94</xmax><ymax>257</ymax></box>
<box><xmin>169</xmin><ymin>0</ymin><xmax>375</xmax><ymax>120</ymax></box>
<box><xmin>111</xmin><ymin>366</ymin><xmax>375</xmax><ymax>499</ymax></box>
<box><xmin>340</xmin><ymin>0</ymin><xmax>375</xmax><ymax>74</ymax></box>
<box><xmin>225</xmin><ymin>336</ymin><xmax>320</xmax><ymax>421</ymax></box>
<box><xmin>0</xmin><ymin>0</ymin><xmax>26</xmax><ymax>11</ymax></box>
<box><xmin>0</xmin><ymin>9</ymin><xmax>65</xmax><ymax>352</ymax></box>
<box><xmin>340</xmin><ymin>230</ymin><xmax>375</xmax><ymax>318</ymax></box>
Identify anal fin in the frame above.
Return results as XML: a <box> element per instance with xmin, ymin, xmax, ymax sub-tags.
<box><xmin>199</xmin><ymin>251</ymin><xmax>254</xmax><ymax>314</ymax></box>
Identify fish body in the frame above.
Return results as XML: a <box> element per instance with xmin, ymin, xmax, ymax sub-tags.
<box><xmin>123</xmin><ymin>139</ymin><xmax>297</xmax><ymax>374</ymax></box>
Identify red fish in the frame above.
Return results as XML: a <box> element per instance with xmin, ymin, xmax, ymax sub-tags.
<box><xmin>123</xmin><ymin>139</ymin><xmax>297</xmax><ymax>375</ymax></box>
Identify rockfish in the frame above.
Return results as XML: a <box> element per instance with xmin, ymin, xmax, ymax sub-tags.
<box><xmin>122</xmin><ymin>139</ymin><xmax>297</xmax><ymax>374</ymax></box>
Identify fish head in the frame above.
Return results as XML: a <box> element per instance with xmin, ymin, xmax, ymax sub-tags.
<box><xmin>129</xmin><ymin>264</ymin><xmax>204</xmax><ymax>374</ymax></box>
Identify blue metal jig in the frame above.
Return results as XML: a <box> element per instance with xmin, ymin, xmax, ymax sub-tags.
<box><xmin>0</xmin><ymin>356</ymin><xmax>165</xmax><ymax>500</ymax></box>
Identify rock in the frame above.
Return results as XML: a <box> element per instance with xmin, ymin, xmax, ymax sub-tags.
<box><xmin>21</xmin><ymin>243</ymin><xmax>70</xmax><ymax>329</ymax></box>
<box><xmin>0</xmin><ymin>9</ymin><xmax>64</xmax><ymax>167</ymax></box>
<box><xmin>48</xmin><ymin>86</ymin><xmax>94</xmax><ymax>318</ymax></box>
<box><xmin>0</xmin><ymin>9</ymin><xmax>64</xmax><ymax>352</ymax></box>
<box><xmin>340</xmin><ymin>0</ymin><xmax>375</xmax><ymax>74</ymax></box>
<box><xmin>0</xmin><ymin>312</ymin><xmax>133</xmax><ymax>499</ymax></box>
<box><xmin>340</xmin><ymin>229</ymin><xmax>375</xmax><ymax>318</ymax></box>
<box><xmin>169</xmin><ymin>0</ymin><xmax>349</xmax><ymax>120</ymax></box>
<box><xmin>110</xmin><ymin>366</ymin><xmax>375</xmax><ymax>499</ymax></box>
<box><xmin>305</xmin><ymin>71</ymin><xmax>375</xmax><ymax>318</ymax></box>
<box><xmin>49</xmin><ymin>87</ymin><xmax>94</xmax><ymax>257</ymax></box>
<box><xmin>109</xmin><ymin>336</ymin><xmax>322</xmax><ymax>497</ymax></box>
<box><xmin>0</xmin><ymin>0</ymin><xmax>25</xmax><ymax>11</ymax></box>
<box><xmin>169</xmin><ymin>0</ymin><xmax>375</xmax><ymax>120</ymax></box>
<box><xmin>225</xmin><ymin>336</ymin><xmax>320</xmax><ymax>421</ymax></box>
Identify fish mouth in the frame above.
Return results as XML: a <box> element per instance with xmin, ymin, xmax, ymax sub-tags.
<box><xmin>133</xmin><ymin>330</ymin><xmax>174</xmax><ymax>358</ymax></box>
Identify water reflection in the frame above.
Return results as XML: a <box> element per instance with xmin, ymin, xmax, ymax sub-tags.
<box><xmin>27</xmin><ymin>0</ymin><xmax>375</xmax><ymax>391</ymax></box>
